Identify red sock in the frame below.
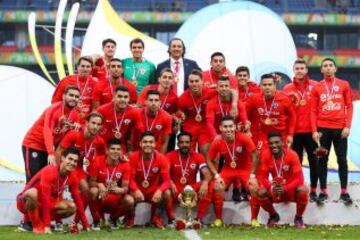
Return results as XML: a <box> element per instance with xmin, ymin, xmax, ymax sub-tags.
<box><xmin>321</xmin><ymin>188</ymin><xmax>328</xmax><ymax>194</ymax></box>
<box><xmin>310</xmin><ymin>187</ymin><xmax>316</xmax><ymax>193</ymax></box>
<box><xmin>75</xmin><ymin>192</ymin><xmax>89</xmax><ymax>223</ymax></box>
<box><xmin>233</xmin><ymin>180</ymin><xmax>241</xmax><ymax>189</ymax></box>
<box><xmin>28</xmin><ymin>208</ymin><xmax>42</xmax><ymax>229</ymax></box>
<box><xmin>196</xmin><ymin>195</ymin><xmax>211</xmax><ymax>220</ymax></box>
<box><xmin>166</xmin><ymin>197</ymin><xmax>175</xmax><ymax>220</ymax></box>
<box><xmin>88</xmin><ymin>199</ymin><xmax>101</xmax><ymax>222</ymax></box>
<box><xmin>341</xmin><ymin>188</ymin><xmax>347</xmax><ymax>194</ymax></box>
<box><xmin>213</xmin><ymin>192</ymin><xmax>223</xmax><ymax>220</ymax></box>
<box><xmin>250</xmin><ymin>196</ymin><xmax>260</xmax><ymax>220</ymax></box>
<box><xmin>111</xmin><ymin>205</ymin><xmax>128</xmax><ymax>221</ymax></box>
<box><xmin>296</xmin><ymin>191</ymin><xmax>308</xmax><ymax>217</ymax></box>
<box><xmin>258</xmin><ymin>197</ymin><xmax>276</xmax><ymax>215</ymax></box>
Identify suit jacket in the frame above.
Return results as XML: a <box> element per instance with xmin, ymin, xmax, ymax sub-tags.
<box><xmin>154</xmin><ymin>58</ymin><xmax>201</xmax><ymax>90</ymax></box>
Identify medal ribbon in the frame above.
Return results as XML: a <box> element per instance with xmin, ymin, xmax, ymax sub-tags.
<box><xmin>160</xmin><ymin>93</ymin><xmax>169</xmax><ymax>110</ymax></box>
<box><xmin>272</xmin><ymin>151</ymin><xmax>284</xmax><ymax>177</ymax></box>
<box><xmin>141</xmin><ymin>153</ymin><xmax>154</xmax><ymax>181</ymax></box>
<box><xmin>76</xmin><ymin>74</ymin><xmax>90</xmax><ymax>101</ymax></box>
<box><xmin>132</xmin><ymin>61</ymin><xmax>144</xmax><ymax>81</ymax></box>
<box><xmin>190</xmin><ymin>92</ymin><xmax>202</xmax><ymax>116</ymax></box>
<box><xmin>224</xmin><ymin>137</ymin><xmax>236</xmax><ymax>161</ymax></box>
<box><xmin>84</xmin><ymin>141</ymin><xmax>94</xmax><ymax>159</ymax></box>
<box><xmin>263</xmin><ymin>96</ymin><xmax>276</xmax><ymax>117</ymax></box>
<box><xmin>106</xmin><ymin>165</ymin><xmax>117</xmax><ymax>183</ymax></box>
<box><xmin>218</xmin><ymin>95</ymin><xmax>230</xmax><ymax>116</ymax></box>
<box><xmin>57</xmin><ymin>171</ymin><xmax>69</xmax><ymax>198</ymax></box>
<box><xmin>178</xmin><ymin>151</ymin><xmax>191</xmax><ymax>178</ymax></box>
<box><xmin>114</xmin><ymin>104</ymin><xmax>126</xmax><ymax>132</ymax></box>
<box><xmin>323</xmin><ymin>78</ymin><xmax>336</xmax><ymax>101</ymax></box>
<box><xmin>144</xmin><ymin>109</ymin><xmax>159</xmax><ymax>131</ymax></box>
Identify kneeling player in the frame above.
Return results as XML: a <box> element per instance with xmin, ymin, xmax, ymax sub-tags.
<box><xmin>165</xmin><ymin>132</ymin><xmax>212</xmax><ymax>227</ymax></box>
<box><xmin>257</xmin><ymin>131</ymin><xmax>309</xmax><ymax>228</ymax></box>
<box><xmin>88</xmin><ymin>138</ymin><xmax>134</xmax><ymax>230</ymax></box>
<box><xmin>207</xmin><ymin>116</ymin><xmax>259</xmax><ymax>227</ymax></box>
<box><xmin>128</xmin><ymin>131</ymin><xmax>171</xmax><ymax>228</ymax></box>
<box><xmin>16</xmin><ymin>147</ymin><xmax>90</xmax><ymax>234</ymax></box>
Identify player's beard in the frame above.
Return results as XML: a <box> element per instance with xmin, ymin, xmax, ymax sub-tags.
<box><xmin>179</xmin><ymin>147</ymin><xmax>190</xmax><ymax>155</ymax></box>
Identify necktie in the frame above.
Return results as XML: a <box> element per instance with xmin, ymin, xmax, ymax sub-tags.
<box><xmin>173</xmin><ymin>61</ymin><xmax>180</xmax><ymax>95</ymax></box>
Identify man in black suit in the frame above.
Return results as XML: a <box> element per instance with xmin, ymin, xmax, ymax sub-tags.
<box><xmin>155</xmin><ymin>38</ymin><xmax>201</xmax><ymax>96</ymax></box>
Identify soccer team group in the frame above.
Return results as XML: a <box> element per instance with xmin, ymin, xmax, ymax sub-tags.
<box><xmin>17</xmin><ymin>37</ymin><xmax>353</xmax><ymax>234</ymax></box>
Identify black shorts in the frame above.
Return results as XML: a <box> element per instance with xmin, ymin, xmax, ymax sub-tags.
<box><xmin>22</xmin><ymin>146</ymin><xmax>48</xmax><ymax>182</ymax></box>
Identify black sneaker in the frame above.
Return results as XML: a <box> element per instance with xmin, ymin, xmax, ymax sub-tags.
<box><xmin>339</xmin><ymin>193</ymin><xmax>353</xmax><ymax>205</ymax></box>
<box><xmin>317</xmin><ymin>192</ymin><xmax>328</xmax><ymax>204</ymax></box>
<box><xmin>267</xmin><ymin>212</ymin><xmax>280</xmax><ymax>228</ymax></box>
<box><xmin>309</xmin><ymin>192</ymin><xmax>318</xmax><ymax>202</ymax></box>
<box><xmin>241</xmin><ymin>191</ymin><xmax>249</xmax><ymax>202</ymax></box>
<box><xmin>294</xmin><ymin>216</ymin><xmax>305</xmax><ymax>229</ymax></box>
<box><xmin>91</xmin><ymin>221</ymin><xmax>101</xmax><ymax>231</ymax></box>
<box><xmin>17</xmin><ymin>221</ymin><xmax>33</xmax><ymax>232</ymax></box>
<box><xmin>232</xmin><ymin>187</ymin><xmax>241</xmax><ymax>202</ymax></box>
<box><xmin>109</xmin><ymin>218</ymin><xmax>118</xmax><ymax>230</ymax></box>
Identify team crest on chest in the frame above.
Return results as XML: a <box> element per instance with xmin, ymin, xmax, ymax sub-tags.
<box><xmin>115</xmin><ymin>172</ymin><xmax>122</xmax><ymax>179</ymax></box>
<box><xmin>86</xmin><ymin>86</ymin><xmax>92</xmax><ymax>93</ymax></box>
<box><xmin>124</xmin><ymin>119</ymin><xmax>131</xmax><ymax>125</ymax></box>
<box><xmin>257</xmin><ymin>108</ymin><xmax>264</xmax><ymax>115</ymax></box>
<box><xmin>282</xmin><ymin>165</ymin><xmax>290</xmax><ymax>171</ymax></box>
<box><xmin>334</xmin><ymin>85</ymin><xmax>339</xmax><ymax>92</ymax></box>
<box><xmin>155</xmin><ymin>124</ymin><xmax>163</xmax><ymax>130</ymax></box>
<box><xmin>273</xmin><ymin>102</ymin><xmax>279</xmax><ymax>109</ymax></box>
<box><xmin>190</xmin><ymin>163</ymin><xmax>196</xmax><ymax>170</ymax></box>
<box><xmin>236</xmin><ymin>146</ymin><xmax>243</xmax><ymax>153</ymax></box>
<box><xmin>152</xmin><ymin>167</ymin><xmax>159</xmax><ymax>173</ymax></box>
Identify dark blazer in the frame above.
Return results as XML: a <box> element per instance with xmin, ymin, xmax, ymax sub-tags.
<box><xmin>154</xmin><ymin>58</ymin><xmax>201</xmax><ymax>90</ymax></box>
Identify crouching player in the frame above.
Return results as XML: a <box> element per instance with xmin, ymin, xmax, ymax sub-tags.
<box><xmin>257</xmin><ymin>131</ymin><xmax>309</xmax><ymax>228</ymax></box>
<box><xmin>16</xmin><ymin>147</ymin><xmax>90</xmax><ymax>234</ymax></box>
<box><xmin>165</xmin><ymin>132</ymin><xmax>212</xmax><ymax>228</ymax></box>
<box><xmin>128</xmin><ymin>131</ymin><xmax>171</xmax><ymax>228</ymax></box>
<box><xmin>207</xmin><ymin>116</ymin><xmax>260</xmax><ymax>227</ymax></box>
<box><xmin>88</xmin><ymin>138</ymin><xmax>134</xmax><ymax>230</ymax></box>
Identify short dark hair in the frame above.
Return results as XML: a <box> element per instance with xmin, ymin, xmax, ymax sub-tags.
<box><xmin>109</xmin><ymin>58</ymin><xmax>122</xmax><ymax>65</ymax></box>
<box><xmin>235</xmin><ymin>66</ymin><xmax>250</xmax><ymax>76</ymax></box>
<box><xmin>107</xmin><ymin>138</ymin><xmax>122</xmax><ymax>148</ymax></box>
<box><xmin>218</xmin><ymin>75</ymin><xmax>230</xmax><ymax>82</ymax></box>
<box><xmin>86</xmin><ymin>111</ymin><xmax>103</xmax><ymax>123</ymax></box>
<box><xmin>141</xmin><ymin>131</ymin><xmax>155</xmax><ymax>140</ymax></box>
<box><xmin>77</xmin><ymin>56</ymin><xmax>93</xmax><ymax>67</ymax></box>
<box><xmin>293</xmin><ymin>58</ymin><xmax>307</xmax><ymax>66</ymax></box>
<box><xmin>146</xmin><ymin>89</ymin><xmax>160</xmax><ymax>99</ymax></box>
<box><xmin>211</xmin><ymin>52</ymin><xmax>225</xmax><ymax>61</ymax></box>
<box><xmin>102</xmin><ymin>38</ymin><xmax>117</xmax><ymax>48</ymax></box>
<box><xmin>220</xmin><ymin>115</ymin><xmax>234</xmax><ymax>123</ymax></box>
<box><xmin>168</xmin><ymin>38</ymin><xmax>186</xmax><ymax>57</ymax></box>
<box><xmin>268</xmin><ymin>131</ymin><xmax>283</xmax><ymax>140</ymax></box>
<box><xmin>177</xmin><ymin>131</ymin><xmax>192</xmax><ymax>141</ymax></box>
<box><xmin>189</xmin><ymin>69</ymin><xmax>203</xmax><ymax>79</ymax></box>
<box><xmin>321</xmin><ymin>57</ymin><xmax>337</xmax><ymax>68</ymax></box>
<box><xmin>130</xmin><ymin>38</ymin><xmax>145</xmax><ymax>49</ymax></box>
<box><xmin>159</xmin><ymin>68</ymin><xmax>173</xmax><ymax>77</ymax></box>
<box><xmin>62</xmin><ymin>147</ymin><xmax>81</xmax><ymax>158</ymax></box>
<box><xmin>260</xmin><ymin>73</ymin><xmax>275</xmax><ymax>83</ymax></box>
<box><xmin>115</xmin><ymin>85</ymin><xmax>129</xmax><ymax>94</ymax></box>
<box><xmin>64</xmin><ymin>85</ymin><xmax>80</xmax><ymax>95</ymax></box>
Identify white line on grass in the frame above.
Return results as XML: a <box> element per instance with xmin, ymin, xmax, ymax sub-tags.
<box><xmin>183</xmin><ymin>229</ymin><xmax>202</xmax><ymax>240</ymax></box>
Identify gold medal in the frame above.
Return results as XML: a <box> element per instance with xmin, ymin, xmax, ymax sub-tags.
<box><xmin>83</xmin><ymin>158</ymin><xmax>90</xmax><ymax>167</ymax></box>
<box><xmin>180</xmin><ymin>176</ymin><xmax>187</xmax><ymax>185</ymax></box>
<box><xmin>299</xmin><ymin>99</ymin><xmax>306</xmax><ymax>106</ymax></box>
<box><xmin>114</xmin><ymin>131</ymin><xmax>122</xmax><ymax>139</ymax></box>
<box><xmin>107</xmin><ymin>180</ymin><xmax>116</xmax><ymax>191</ymax></box>
<box><xmin>327</xmin><ymin>100</ymin><xmax>334</xmax><ymax>108</ymax></box>
<box><xmin>264</xmin><ymin>117</ymin><xmax>272</xmax><ymax>125</ymax></box>
<box><xmin>142</xmin><ymin>180</ymin><xmax>150</xmax><ymax>188</ymax></box>
<box><xmin>195</xmin><ymin>114</ymin><xmax>202</xmax><ymax>122</ymax></box>
<box><xmin>230</xmin><ymin>161</ymin><xmax>237</xmax><ymax>169</ymax></box>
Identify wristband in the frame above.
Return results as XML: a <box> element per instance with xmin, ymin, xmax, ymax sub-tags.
<box><xmin>250</xmin><ymin>173</ymin><xmax>256</xmax><ymax>179</ymax></box>
<box><xmin>214</xmin><ymin>173</ymin><xmax>220</xmax><ymax>179</ymax></box>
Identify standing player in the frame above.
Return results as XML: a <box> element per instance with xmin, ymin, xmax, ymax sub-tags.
<box><xmin>137</xmin><ymin>90</ymin><xmax>172</xmax><ymax>154</ymax></box>
<box><xmin>178</xmin><ymin>69</ymin><xmax>217</xmax><ymax>157</ymax></box>
<box><xmin>22</xmin><ymin>85</ymin><xmax>81</xmax><ymax>182</ymax></box>
<box><xmin>92</xmin><ymin>58</ymin><xmax>137</xmax><ymax>109</ymax></box>
<box><xmin>16</xmin><ymin>147</ymin><xmax>90</xmax><ymax>234</ymax></box>
<box><xmin>165</xmin><ymin>132</ymin><xmax>212</xmax><ymax>226</ymax></box>
<box><xmin>128</xmin><ymin>132</ymin><xmax>171</xmax><ymax>228</ymax></box>
<box><xmin>235</xmin><ymin>66</ymin><xmax>261</xmax><ymax>102</ymax></box>
<box><xmin>246</xmin><ymin>74</ymin><xmax>296</xmax><ymax>150</ymax></box>
<box><xmin>256</xmin><ymin>132</ymin><xmax>309</xmax><ymax>228</ymax></box>
<box><xmin>206</xmin><ymin>76</ymin><xmax>248</xmax><ymax>138</ymax></box>
<box><xmin>91</xmin><ymin>38</ymin><xmax>117</xmax><ymax>82</ymax></box>
<box><xmin>311</xmin><ymin>58</ymin><xmax>353</xmax><ymax>204</ymax></box>
<box><xmin>88</xmin><ymin>139</ymin><xmax>134</xmax><ymax>230</ymax></box>
<box><xmin>122</xmin><ymin>38</ymin><xmax>156</xmax><ymax>95</ymax></box>
<box><xmin>52</xmin><ymin>56</ymin><xmax>97</xmax><ymax>121</ymax></box>
<box><xmin>206</xmin><ymin>116</ymin><xmax>259</xmax><ymax>227</ymax></box>
<box><xmin>283</xmin><ymin>59</ymin><xmax>319</xmax><ymax>201</ymax></box>
<box><xmin>202</xmin><ymin>52</ymin><xmax>238</xmax><ymax>89</ymax></box>
<box><xmin>97</xmin><ymin>85</ymin><xmax>144</xmax><ymax>153</ymax></box>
